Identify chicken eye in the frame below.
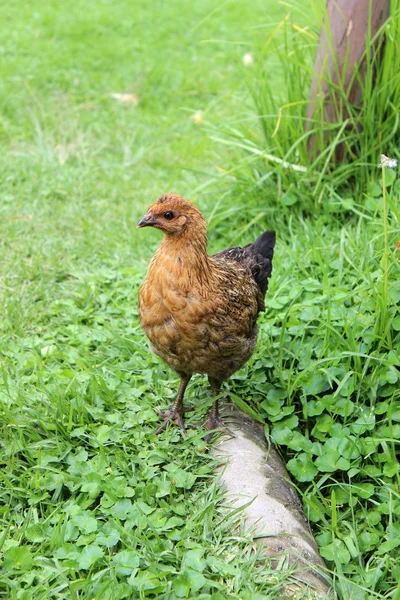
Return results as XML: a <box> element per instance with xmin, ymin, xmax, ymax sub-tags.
<box><xmin>163</xmin><ymin>211</ymin><xmax>174</xmax><ymax>220</ymax></box>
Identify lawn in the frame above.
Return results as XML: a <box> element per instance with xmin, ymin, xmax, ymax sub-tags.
<box><xmin>1</xmin><ymin>0</ymin><xmax>399</xmax><ymax>599</ymax></box>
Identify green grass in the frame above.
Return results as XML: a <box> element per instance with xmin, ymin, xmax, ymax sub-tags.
<box><xmin>211</xmin><ymin>0</ymin><xmax>400</xmax><ymax>207</ymax></box>
<box><xmin>1</xmin><ymin>0</ymin><xmax>400</xmax><ymax>599</ymax></box>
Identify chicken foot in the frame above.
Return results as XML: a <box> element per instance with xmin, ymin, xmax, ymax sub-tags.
<box><xmin>203</xmin><ymin>379</ymin><xmax>235</xmax><ymax>442</ymax></box>
<box><xmin>154</xmin><ymin>374</ymin><xmax>192</xmax><ymax>434</ymax></box>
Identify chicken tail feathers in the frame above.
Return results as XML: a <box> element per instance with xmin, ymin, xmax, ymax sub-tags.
<box><xmin>252</xmin><ymin>230</ymin><xmax>276</xmax><ymax>262</ymax></box>
<box><xmin>249</xmin><ymin>230</ymin><xmax>276</xmax><ymax>295</ymax></box>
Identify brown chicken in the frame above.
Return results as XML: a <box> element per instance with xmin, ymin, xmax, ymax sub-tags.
<box><xmin>137</xmin><ymin>193</ymin><xmax>275</xmax><ymax>437</ymax></box>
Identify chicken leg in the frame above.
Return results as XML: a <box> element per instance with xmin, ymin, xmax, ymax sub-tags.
<box><xmin>154</xmin><ymin>373</ymin><xmax>192</xmax><ymax>434</ymax></box>
<box><xmin>203</xmin><ymin>378</ymin><xmax>235</xmax><ymax>442</ymax></box>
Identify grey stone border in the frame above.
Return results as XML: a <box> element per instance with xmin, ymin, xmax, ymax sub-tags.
<box><xmin>212</xmin><ymin>404</ymin><xmax>333</xmax><ymax>597</ymax></box>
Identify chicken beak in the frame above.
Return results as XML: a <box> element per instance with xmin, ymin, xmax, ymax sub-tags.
<box><xmin>137</xmin><ymin>213</ymin><xmax>157</xmax><ymax>228</ymax></box>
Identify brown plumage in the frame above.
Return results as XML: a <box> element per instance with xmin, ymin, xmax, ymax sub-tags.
<box><xmin>137</xmin><ymin>193</ymin><xmax>276</xmax><ymax>437</ymax></box>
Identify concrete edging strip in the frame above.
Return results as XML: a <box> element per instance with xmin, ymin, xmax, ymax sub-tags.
<box><xmin>212</xmin><ymin>404</ymin><xmax>333</xmax><ymax>597</ymax></box>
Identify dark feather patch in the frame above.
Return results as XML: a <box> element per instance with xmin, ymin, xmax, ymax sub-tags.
<box><xmin>212</xmin><ymin>230</ymin><xmax>276</xmax><ymax>295</ymax></box>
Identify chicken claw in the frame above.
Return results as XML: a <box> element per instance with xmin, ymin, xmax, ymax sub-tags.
<box><xmin>154</xmin><ymin>405</ymin><xmax>193</xmax><ymax>434</ymax></box>
<box><xmin>202</xmin><ymin>399</ymin><xmax>235</xmax><ymax>443</ymax></box>
<box><xmin>153</xmin><ymin>374</ymin><xmax>192</xmax><ymax>434</ymax></box>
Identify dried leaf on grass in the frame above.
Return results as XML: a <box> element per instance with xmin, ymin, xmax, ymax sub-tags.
<box><xmin>111</xmin><ymin>93</ymin><xmax>139</xmax><ymax>106</ymax></box>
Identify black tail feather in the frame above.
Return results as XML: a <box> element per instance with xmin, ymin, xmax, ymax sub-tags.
<box><xmin>249</xmin><ymin>230</ymin><xmax>276</xmax><ymax>295</ymax></box>
<box><xmin>252</xmin><ymin>230</ymin><xmax>276</xmax><ymax>261</ymax></box>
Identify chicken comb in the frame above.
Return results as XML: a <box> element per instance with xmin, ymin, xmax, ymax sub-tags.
<box><xmin>157</xmin><ymin>192</ymin><xmax>183</xmax><ymax>204</ymax></box>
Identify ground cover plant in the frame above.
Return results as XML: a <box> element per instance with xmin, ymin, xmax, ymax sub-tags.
<box><xmin>1</xmin><ymin>0</ymin><xmax>399</xmax><ymax>599</ymax></box>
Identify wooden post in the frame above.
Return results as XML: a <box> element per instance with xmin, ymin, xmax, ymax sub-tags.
<box><xmin>307</xmin><ymin>0</ymin><xmax>390</xmax><ymax>160</ymax></box>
